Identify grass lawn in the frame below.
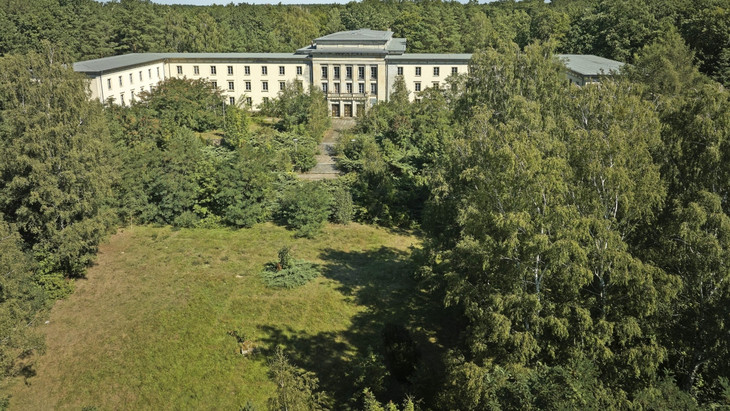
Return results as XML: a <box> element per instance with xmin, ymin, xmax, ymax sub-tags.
<box><xmin>3</xmin><ymin>222</ymin><xmax>451</xmax><ymax>410</ymax></box>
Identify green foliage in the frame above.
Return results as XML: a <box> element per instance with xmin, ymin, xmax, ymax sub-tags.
<box><xmin>326</xmin><ymin>181</ymin><xmax>354</xmax><ymax>225</ymax></box>
<box><xmin>261</xmin><ymin>246</ymin><xmax>320</xmax><ymax>289</ymax></box>
<box><xmin>0</xmin><ymin>47</ymin><xmax>115</xmax><ymax>277</ymax></box>
<box><xmin>0</xmin><ymin>217</ymin><xmax>46</xmax><ymax>380</ymax></box>
<box><xmin>261</xmin><ymin>82</ymin><xmax>331</xmax><ymax>142</ymax></box>
<box><xmin>267</xmin><ymin>346</ymin><xmax>330</xmax><ymax>410</ymax></box>
<box><xmin>137</xmin><ymin>77</ymin><xmax>225</xmax><ymax>134</ymax></box>
<box><xmin>278</xmin><ymin>182</ymin><xmax>332</xmax><ymax>238</ymax></box>
<box><xmin>223</xmin><ymin>104</ymin><xmax>251</xmax><ymax>148</ymax></box>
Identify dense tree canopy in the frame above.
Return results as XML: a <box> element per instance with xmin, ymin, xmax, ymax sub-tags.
<box><xmin>1</xmin><ymin>0</ymin><xmax>730</xmax><ymax>408</ymax></box>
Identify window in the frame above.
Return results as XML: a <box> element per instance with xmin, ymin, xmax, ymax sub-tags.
<box><xmin>263</xmin><ymin>97</ymin><xmax>269</xmax><ymax>103</ymax></box>
<box><xmin>346</xmin><ymin>66</ymin><xmax>352</xmax><ymax>79</ymax></box>
<box><xmin>358</xmin><ymin>66</ymin><xmax>365</xmax><ymax>80</ymax></box>
<box><xmin>370</xmin><ymin>66</ymin><xmax>377</xmax><ymax>79</ymax></box>
<box><xmin>433</xmin><ymin>67</ymin><xmax>440</xmax><ymax>76</ymax></box>
<box><xmin>227</xmin><ymin>66</ymin><xmax>233</xmax><ymax>75</ymax></box>
<box><xmin>451</xmin><ymin>67</ymin><xmax>458</xmax><ymax>75</ymax></box>
<box><xmin>358</xmin><ymin>83</ymin><xmax>365</xmax><ymax>94</ymax></box>
<box><xmin>177</xmin><ymin>66</ymin><xmax>182</xmax><ymax>75</ymax></box>
<box><xmin>333</xmin><ymin>66</ymin><xmax>340</xmax><ymax>79</ymax></box>
<box><xmin>397</xmin><ymin>66</ymin><xmax>403</xmax><ymax>76</ymax></box>
<box><xmin>279</xmin><ymin>66</ymin><xmax>285</xmax><ymax>75</ymax></box>
<box><xmin>107</xmin><ymin>78</ymin><xmax>112</xmax><ymax>89</ymax></box>
<box><xmin>139</xmin><ymin>71</ymin><xmax>143</xmax><ymax>81</ymax></box>
<box><xmin>140</xmin><ymin>86</ymin><xmax>144</xmax><ymax>92</ymax></box>
<box><xmin>245</xmin><ymin>81</ymin><xmax>251</xmax><ymax>91</ymax></box>
<box><xmin>157</xmin><ymin>67</ymin><xmax>160</xmax><ymax>78</ymax></box>
<box><xmin>262</xmin><ymin>66</ymin><xmax>268</xmax><ymax>75</ymax></box>
<box><xmin>210</xmin><ymin>66</ymin><xmax>217</xmax><ymax>75</ymax></box>
<box><xmin>228</xmin><ymin>81</ymin><xmax>235</xmax><ymax>90</ymax></box>
<box><xmin>246</xmin><ymin>97</ymin><xmax>252</xmax><ymax>106</ymax></box>
<box><xmin>415</xmin><ymin>67</ymin><xmax>422</xmax><ymax>76</ymax></box>
<box><xmin>194</xmin><ymin>66</ymin><xmax>200</xmax><ymax>75</ymax></box>
<box><xmin>211</xmin><ymin>81</ymin><xmax>217</xmax><ymax>89</ymax></box>
<box><xmin>244</xmin><ymin>66</ymin><xmax>251</xmax><ymax>75</ymax></box>
<box><xmin>129</xmin><ymin>73</ymin><xmax>133</xmax><ymax>84</ymax></box>
<box><xmin>262</xmin><ymin>81</ymin><xmax>268</xmax><ymax>91</ymax></box>
<box><xmin>118</xmin><ymin>75</ymin><xmax>123</xmax><ymax>86</ymax></box>
<box><xmin>334</xmin><ymin>83</ymin><xmax>340</xmax><ymax>93</ymax></box>
<box><xmin>296</xmin><ymin>66</ymin><xmax>303</xmax><ymax>75</ymax></box>
<box><xmin>321</xmin><ymin>66</ymin><xmax>328</xmax><ymax>79</ymax></box>
<box><xmin>229</xmin><ymin>97</ymin><xmax>235</xmax><ymax>105</ymax></box>
<box><xmin>432</xmin><ymin>81</ymin><xmax>440</xmax><ymax>88</ymax></box>
<box><xmin>119</xmin><ymin>93</ymin><xmax>125</xmax><ymax>106</ymax></box>
<box><xmin>280</xmin><ymin>81</ymin><xmax>285</xmax><ymax>90</ymax></box>
<box><xmin>346</xmin><ymin>83</ymin><xmax>353</xmax><ymax>93</ymax></box>
<box><xmin>370</xmin><ymin>83</ymin><xmax>377</xmax><ymax>94</ymax></box>
<box><xmin>148</xmin><ymin>68</ymin><xmax>152</xmax><ymax>79</ymax></box>
<box><xmin>130</xmin><ymin>90</ymin><xmax>135</xmax><ymax>101</ymax></box>
<box><xmin>415</xmin><ymin>82</ymin><xmax>421</xmax><ymax>92</ymax></box>
<box><xmin>322</xmin><ymin>83</ymin><xmax>328</xmax><ymax>92</ymax></box>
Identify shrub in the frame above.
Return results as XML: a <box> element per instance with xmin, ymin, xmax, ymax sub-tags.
<box><xmin>278</xmin><ymin>182</ymin><xmax>332</xmax><ymax>238</ymax></box>
<box><xmin>261</xmin><ymin>246</ymin><xmax>320</xmax><ymax>289</ymax></box>
<box><xmin>327</xmin><ymin>182</ymin><xmax>354</xmax><ymax>225</ymax></box>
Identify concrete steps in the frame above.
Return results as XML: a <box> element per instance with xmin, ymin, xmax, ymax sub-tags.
<box><xmin>296</xmin><ymin>121</ymin><xmax>354</xmax><ymax>181</ymax></box>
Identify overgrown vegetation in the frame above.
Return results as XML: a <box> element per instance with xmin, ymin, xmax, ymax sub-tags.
<box><xmin>1</xmin><ymin>0</ymin><xmax>730</xmax><ymax>408</ymax></box>
<box><xmin>261</xmin><ymin>246</ymin><xmax>320</xmax><ymax>289</ymax></box>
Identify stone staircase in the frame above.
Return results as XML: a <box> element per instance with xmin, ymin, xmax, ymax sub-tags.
<box><xmin>298</xmin><ymin>119</ymin><xmax>355</xmax><ymax>181</ymax></box>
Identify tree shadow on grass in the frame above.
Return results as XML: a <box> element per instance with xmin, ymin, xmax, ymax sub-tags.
<box><xmin>258</xmin><ymin>246</ymin><xmax>464</xmax><ymax>407</ymax></box>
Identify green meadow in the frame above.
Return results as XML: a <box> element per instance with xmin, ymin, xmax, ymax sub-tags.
<box><xmin>4</xmin><ymin>223</ymin><xmax>454</xmax><ymax>410</ymax></box>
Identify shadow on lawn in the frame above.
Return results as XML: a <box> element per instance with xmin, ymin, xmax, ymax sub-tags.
<box><xmin>258</xmin><ymin>246</ymin><xmax>463</xmax><ymax>407</ymax></box>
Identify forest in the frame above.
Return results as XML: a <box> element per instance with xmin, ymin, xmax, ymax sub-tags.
<box><xmin>1</xmin><ymin>0</ymin><xmax>730</xmax><ymax>409</ymax></box>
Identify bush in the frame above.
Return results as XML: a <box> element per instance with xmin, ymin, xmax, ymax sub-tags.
<box><xmin>327</xmin><ymin>182</ymin><xmax>354</xmax><ymax>225</ymax></box>
<box><xmin>278</xmin><ymin>182</ymin><xmax>332</xmax><ymax>238</ymax></box>
<box><xmin>261</xmin><ymin>246</ymin><xmax>320</xmax><ymax>289</ymax></box>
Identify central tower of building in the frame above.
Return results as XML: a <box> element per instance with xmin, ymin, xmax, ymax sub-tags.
<box><xmin>296</xmin><ymin>29</ymin><xmax>406</xmax><ymax>117</ymax></box>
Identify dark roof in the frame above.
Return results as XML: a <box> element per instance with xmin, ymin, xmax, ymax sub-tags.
<box><xmin>73</xmin><ymin>53</ymin><xmax>168</xmax><ymax>73</ymax></box>
<box><xmin>556</xmin><ymin>54</ymin><xmax>624</xmax><ymax>76</ymax></box>
<box><xmin>315</xmin><ymin>29</ymin><xmax>393</xmax><ymax>44</ymax></box>
<box><xmin>74</xmin><ymin>52</ymin><xmax>307</xmax><ymax>74</ymax></box>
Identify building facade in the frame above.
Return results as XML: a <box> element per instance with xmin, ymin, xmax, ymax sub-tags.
<box><xmin>73</xmin><ymin>29</ymin><xmax>622</xmax><ymax>116</ymax></box>
<box><xmin>74</xmin><ymin>29</ymin><xmax>469</xmax><ymax>116</ymax></box>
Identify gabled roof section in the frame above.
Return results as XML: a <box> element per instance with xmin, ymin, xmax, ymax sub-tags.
<box><xmin>557</xmin><ymin>54</ymin><xmax>624</xmax><ymax>76</ymax></box>
<box><xmin>74</xmin><ymin>53</ymin><xmax>306</xmax><ymax>74</ymax></box>
<box><xmin>73</xmin><ymin>53</ymin><xmax>167</xmax><ymax>73</ymax></box>
<box><xmin>315</xmin><ymin>29</ymin><xmax>393</xmax><ymax>44</ymax></box>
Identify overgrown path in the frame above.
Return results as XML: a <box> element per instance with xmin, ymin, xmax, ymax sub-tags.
<box><xmin>298</xmin><ymin>118</ymin><xmax>356</xmax><ymax>181</ymax></box>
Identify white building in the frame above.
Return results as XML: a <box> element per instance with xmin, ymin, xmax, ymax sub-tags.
<box><xmin>74</xmin><ymin>29</ymin><xmax>469</xmax><ymax>117</ymax></box>
<box><xmin>73</xmin><ymin>29</ymin><xmax>623</xmax><ymax>116</ymax></box>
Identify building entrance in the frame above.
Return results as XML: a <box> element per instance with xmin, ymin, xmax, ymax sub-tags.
<box><xmin>331</xmin><ymin>104</ymin><xmax>340</xmax><ymax>117</ymax></box>
<box><xmin>344</xmin><ymin>104</ymin><xmax>352</xmax><ymax>117</ymax></box>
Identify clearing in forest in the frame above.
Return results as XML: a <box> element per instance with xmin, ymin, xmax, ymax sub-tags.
<box><xmin>3</xmin><ymin>222</ymin><xmax>449</xmax><ymax>410</ymax></box>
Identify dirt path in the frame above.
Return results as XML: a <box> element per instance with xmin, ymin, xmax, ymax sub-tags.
<box><xmin>298</xmin><ymin>118</ymin><xmax>356</xmax><ymax>181</ymax></box>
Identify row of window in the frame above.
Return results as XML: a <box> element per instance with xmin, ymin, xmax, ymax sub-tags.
<box><xmin>179</xmin><ymin>65</ymin><xmax>304</xmax><ymax>77</ymax></box>
<box><xmin>209</xmin><ymin>80</ymin><xmax>302</xmax><ymax>92</ymax></box>
<box><xmin>107</xmin><ymin>67</ymin><xmax>161</xmax><ymax>90</ymax></box>
<box><xmin>228</xmin><ymin>96</ymin><xmax>256</xmax><ymax>106</ymax></box>
<box><xmin>117</xmin><ymin>85</ymin><xmax>156</xmax><ymax>106</ymax></box>
<box><xmin>413</xmin><ymin>81</ymin><xmax>442</xmax><ymax>92</ymax></box>
<box><xmin>321</xmin><ymin>82</ymin><xmax>377</xmax><ymax>94</ymax></box>
<box><xmin>321</xmin><ymin>65</ymin><xmax>378</xmax><ymax>80</ymax></box>
<box><xmin>397</xmin><ymin>66</ymin><xmax>459</xmax><ymax>77</ymax></box>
